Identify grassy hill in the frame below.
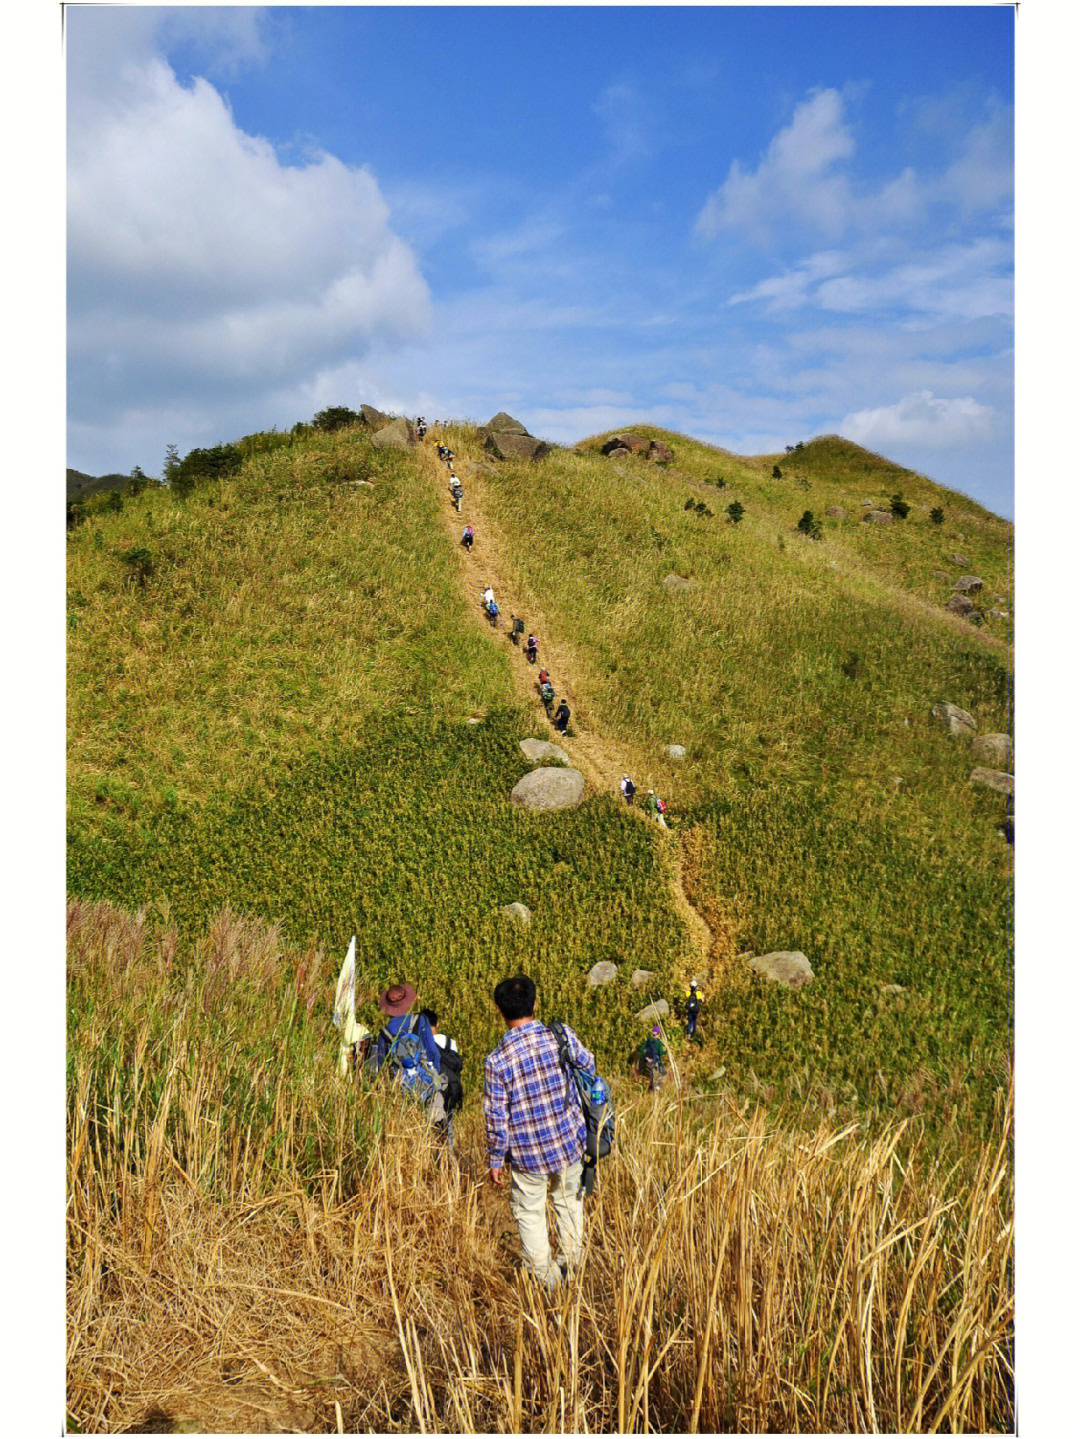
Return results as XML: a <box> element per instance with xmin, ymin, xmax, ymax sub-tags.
<box><xmin>66</xmin><ymin>415</ymin><xmax>1013</xmax><ymax>1432</ymax></box>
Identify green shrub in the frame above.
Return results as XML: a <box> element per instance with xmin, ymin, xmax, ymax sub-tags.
<box><xmin>797</xmin><ymin>509</ymin><xmax>822</xmax><ymax>541</ymax></box>
<box><xmin>772</xmin><ymin>465</ymin><xmax>782</xmax><ymax>479</ymax></box>
<box><xmin>119</xmin><ymin>546</ymin><xmax>154</xmax><ymax>586</ymax></box>
<box><xmin>727</xmin><ymin>501</ymin><xmax>745</xmax><ymax>525</ymax></box>
<box><xmin>171</xmin><ymin>443</ymin><xmax>243</xmax><ymax>498</ymax></box>
<box><xmin>930</xmin><ymin>507</ymin><xmax>945</xmax><ymax>525</ymax></box>
<box><xmin>312</xmin><ymin>406</ymin><xmax>361</xmax><ymax>433</ymax></box>
<box><xmin>890</xmin><ymin>493</ymin><xmax>911</xmax><ymax>519</ymax></box>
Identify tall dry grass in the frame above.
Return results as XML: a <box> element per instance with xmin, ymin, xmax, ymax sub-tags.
<box><xmin>68</xmin><ymin>901</ymin><xmax>1012</xmax><ymax>1432</ymax></box>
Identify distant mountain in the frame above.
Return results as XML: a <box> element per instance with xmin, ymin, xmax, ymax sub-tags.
<box><xmin>67</xmin><ymin>467</ymin><xmax>132</xmax><ymax>502</ymax></box>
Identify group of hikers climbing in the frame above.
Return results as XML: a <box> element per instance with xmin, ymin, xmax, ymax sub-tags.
<box><xmin>619</xmin><ymin>773</ymin><xmax>669</xmax><ymax>826</ymax></box>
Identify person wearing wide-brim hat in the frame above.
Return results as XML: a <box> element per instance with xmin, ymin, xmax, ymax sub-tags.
<box><xmin>374</xmin><ymin>982</ymin><xmax>443</xmax><ymax>1076</ymax></box>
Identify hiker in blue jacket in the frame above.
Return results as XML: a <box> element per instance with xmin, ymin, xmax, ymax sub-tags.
<box><xmin>374</xmin><ymin>982</ymin><xmax>444</xmax><ymax>1077</ymax></box>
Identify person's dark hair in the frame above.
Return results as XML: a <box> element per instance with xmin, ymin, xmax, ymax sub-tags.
<box><xmin>419</xmin><ymin>1007</ymin><xmax>439</xmax><ymax>1029</ymax></box>
<box><xmin>494</xmin><ymin>975</ymin><xmax>536</xmax><ymax>1021</ymax></box>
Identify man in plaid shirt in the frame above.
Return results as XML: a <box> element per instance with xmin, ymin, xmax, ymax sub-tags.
<box><xmin>484</xmin><ymin>974</ymin><xmax>595</xmax><ymax>1290</ymax></box>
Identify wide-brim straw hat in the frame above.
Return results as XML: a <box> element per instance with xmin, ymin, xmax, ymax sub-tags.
<box><xmin>379</xmin><ymin>982</ymin><xmax>417</xmax><ymax>1016</ymax></box>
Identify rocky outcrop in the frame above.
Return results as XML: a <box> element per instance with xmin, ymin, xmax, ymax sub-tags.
<box><xmin>587</xmin><ymin>961</ymin><xmax>618</xmax><ymax>987</ymax></box>
<box><xmin>361</xmin><ymin>404</ymin><xmax>393</xmax><ymax>431</ymax></box>
<box><xmin>663</xmin><ymin>744</ymin><xmax>687</xmax><ymax>760</ymax></box>
<box><xmin>954</xmin><ymin>576</ymin><xmax>985</xmax><ymax>595</ymax></box>
<box><xmin>510</xmin><ymin>767</ymin><xmax>586</xmax><ymax>811</ymax></box>
<box><xmin>602</xmin><ymin>433</ymin><xmax>647</xmax><ymax>454</ymax></box>
<box><xmin>747</xmin><ymin>951</ymin><xmax>815</xmax><ymax>988</ymax></box>
<box><xmin>864</xmin><ymin>509</ymin><xmax>894</xmax><ymax>525</ymax></box>
<box><xmin>372</xmin><ymin>417</ymin><xmax>415</xmax><ymax>450</ymax></box>
<box><xmin>636</xmin><ymin>999</ymin><xmax>669</xmax><ymax>1023</ymax></box>
<box><xmin>487</xmin><ymin>411</ymin><xmax>529</xmax><ymax>435</ymax></box>
<box><xmin>519</xmin><ymin>738</ymin><xmax>570</xmax><ymax>764</ymax></box>
<box><xmin>946</xmin><ymin>594</ymin><xmax>976</xmax><ymax>616</ymax></box>
<box><xmin>970</xmin><ymin>768</ymin><xmax>1014</xmax><ymax>796</ymax></box>
<box><xmin>825</xmin><ymin>506</ymin><xmax>847</xmax><ymax>520</ymax></box>
<box><xmin>630</xmin><ymin>969</ymin><xmax>655</xmax><ymax>988</ymax></box>
<box><xmin>648</xmin><ymin>441</ymin><xmax>674</xmax><ymax>464</ymax></box>
<box><xmin>485</xmin><ymin>430</ymin><xmax>551</xmax><ymax>462</ymax></box>
<box><xmin>973</xmin><ymin>733</ymin><xmax>1012</xmax><ymax>767</ymax></box>
<box><xmin>932</xmin><ymin>702</ymin><xmax>977</xmax><ymax>737</ymax></box>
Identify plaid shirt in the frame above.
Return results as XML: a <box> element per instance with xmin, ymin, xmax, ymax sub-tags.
<box><xmin>484</xmin><ymin>1020</ymin><xmax>595</xmax><ymax>1174</ymax></box>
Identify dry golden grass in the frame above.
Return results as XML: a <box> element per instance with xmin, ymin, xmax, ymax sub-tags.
<box><xmin>68</xmin><ymin>901</ymin><xmax>1013</xmax><ymax>1433</ymax></box>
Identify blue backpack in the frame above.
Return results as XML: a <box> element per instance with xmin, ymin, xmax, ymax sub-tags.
<box><xmin>378</xmin><ymin>1017</ymin><xmax>447</xmax><ymax>1107</ymax></box>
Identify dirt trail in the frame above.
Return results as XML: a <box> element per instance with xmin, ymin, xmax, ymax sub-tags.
<box><xmin>419</xmin><ymin>435</ymin><xmax>714</xmax><ymax>979</ymax></box>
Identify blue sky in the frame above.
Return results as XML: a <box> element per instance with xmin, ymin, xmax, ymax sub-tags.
<box><xmin>67</xmin><ymin>5</ymin><xmax>1014</xmax><ymax>514</ymax></box>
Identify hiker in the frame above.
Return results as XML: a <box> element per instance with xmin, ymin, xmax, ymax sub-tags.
<box><xmin>419</xmin><ymin>1008</ymin><xmax>464</xmax><ymax>1148</ymax></box>
<box><xmin>461</xmin><ymin>524</ymin><xmax>474</xmax><ymax>551</ymax></box>
<box><xmin>372</xmin><ymin>983</ymin><xmax>447</xmax><ymax>1121</ymax></box>
<box><xmin>553</xmin><ymin>698</ymin><xmax>570</xmax><ymax>734</ymax></box>
<box><xmin>620</xmin><ymin>775</ymin><xmax>636</xmax><ymax>805</ymax></box>
<box><xmin>525</xmin><ymin>633</ymin><xmax>538</xmax><ymax>665</ymax></box>
<box><xmin>685</xmin><ymin>980</ymin><xmax>702</xmax><ymax>1040</ymax></box>
<box><xmin>509</xmin><ymin>614</ymin><xmax>524</xmax><ymax>645</ymax></box>
<box><xmin>484</xmin><ymin>975</ymin><xmax>594</xmax><ymax>1291</ymax></box>
<box><xmin>639</xmin><ymin>1025</ymin><xmax>666</xmax><ymax>1091</ymax></box>
<box><xmin>644</xmin><ymin>790</ymin><xmax>668</xmax><ymax>828</ymax></box>
<box><xmin>482</xmin><ymin>584</ymin><xmax>495</xmax><ymax>609</ymax></box>
<box><xmin>538</xmin><ymin>676</ymin><xmax>555</xmax><ymax>715</ymax></box>
<box><xmin>416</xmin><ymin>416</ymin><xmax>427</xmax><ymax>440</ymax></box>
<box><xmin>449</xmin><ymin>474</ymin><xmax>463</xmax><ymax>512</ymax></box>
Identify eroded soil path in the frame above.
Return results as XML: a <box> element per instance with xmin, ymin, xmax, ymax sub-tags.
<box><xmin>418</xmin><ymin>436</ymin><xmax>714</xmax><ymax>981</ymax></box>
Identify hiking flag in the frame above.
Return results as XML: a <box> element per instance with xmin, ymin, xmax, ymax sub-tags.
<box><xmin>333</xmin><ymin>935</ymin><xmax>356</xmax><ymax>1034</ymax></box>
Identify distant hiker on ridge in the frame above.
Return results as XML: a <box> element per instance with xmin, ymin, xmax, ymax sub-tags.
<box><xmin>620</xmin><ymin>775</ymin><xmax>636</xmax><ymax>805</ymax></box>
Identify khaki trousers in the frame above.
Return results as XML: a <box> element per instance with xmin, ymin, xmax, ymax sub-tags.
<box><xmin>508</xmin><ymin>1160</ymin><xmax>584</xmax><ymax>1289</ymax></box>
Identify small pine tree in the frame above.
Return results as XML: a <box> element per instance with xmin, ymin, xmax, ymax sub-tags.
<box><xmin>714</xmin><ymin>475</ymin><xmax>726</xmax><ymax>488</ymax></box>
<box><xmin>797</xmin><ymin>509</ymin><xmax>822</xmax><ymax>540</ymax></box>
<box><xmin>930</xmin><ymin>506</ymin><xmax>945</xmax><ymax>525</ymax></box>
<box><xmin>684</xmin><ymin>498</ymin><xmax>695</xmax><ymax>510</ymax></box>
<box><xmin>726</xmin><ymin>501</ymin><xmax>745</xmax><ymax>525</ymax></box>
<box><xmin>772</xmin><ymin>465</ymin><xmax>782</xmax><ymax>479</ymax></box>
<box><xmin>163</xmin><ymin>443</ymin><xmax>180</xmax><ymax>487</ymax></box>
<box><xmin>890</xmin><ymin>493</ymin><xmax>911</xmax><ymax>519</ymax></box>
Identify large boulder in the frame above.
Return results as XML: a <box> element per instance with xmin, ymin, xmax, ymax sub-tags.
<box><xmin>954</xmin><ymin>576</ymin><xmax>985</xmax><ymax>595</ymax></box>
<box><xmin>663</xmin><ymin>573</ymin><xmax>694</xmax><ymax>592</ymax></box>
<box><xmin>602</xmin><ymin>433</ymin><xmax>647</xmax><ymax>455</ymax></box>
<box><xmin>946</xmin><ymin>594</ymin><xmax>976</xmax><ymax>616</ymax></box>
<box><xmin>501</xmin><ymin>902</ymin><xmax>532</xmax><ymax>926</ymax></box>
<box><xmin>487</xmin><ymin>411</ymin><xmax>529</xmax><ymax>435</ymax></box>
<box><xmin>970</xmin><ymin>767</ymin><xmax>1014</xmax><ymax>796</ymax></box>
<box><xmin>648</xmin><ymin>440</ymin><xmax>674</xmax><ymax>464</ymax></box>
<box><xmin>587</xmin><ymin>961</ymin><xmax>618</xmax><ymax>987</ymax></box>
<box><xmin>636</xmin><ymin>999</ymin><xmax>669</xmax><ymax>1023</ymax></box>
<box><xmin>747</xmin><ymin>951</ymin><xmax>815</xmax><ymax>989</ymax></box>
<box><xmin>630</xmin><ymin>969</ymin><xmax>655</xmax><ymax>989</ymax></box>
<box><xmin>932</xmin><ymin>702</ymin><xmax>977</xmax><ymax>737</ymax></box>
<box><xmin>510</xmin><ymin>767</ymin><xmax>586</xmax><ymax>811</ymax></box>
<box><xmin>485</xmin><ymin>431</ymin><xmax>551</xmax><ymax>462</ymax></box>
<box><xmin>864</xmin><ymin>509</ymin><xmax>894</xmax><ymax>525</ymax></box>
<box><xmin>519</xmin><ymin>738</ymin><xmax>570</xmax><ymax>764</ymax></box>
<box><xmin>973</xmin><ymin>733</ymin><xmax>1012</xmax><ymax>767</ymax></box>
<box><xmin>360</xmin><ymin>403</ymin><xmax>393</xmax><ymax>430</ymax></box>
<box><xmin>664</xmin><ymin>744</ymin><xmax>687</xmax><ymax>760</ymax></box>
<box><xmin>372</xmin><ymin>417</ymin><xmax>415</xmax><ymax>450</ymax></box>
<box><xmin>605</xmin><ymin>446</ymin><xmax>631</xmax><ymax>460</ymax></box>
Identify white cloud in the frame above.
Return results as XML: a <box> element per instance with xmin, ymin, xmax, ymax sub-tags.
<box><xmin>841</xmin><ymin>391</ymin><xmax>994</xmax><ymax>449</ymax></box>
<box><xmin>68</xmin><ymin>12</ymin><xmax>430</xmax><ymax>470</ymax></box>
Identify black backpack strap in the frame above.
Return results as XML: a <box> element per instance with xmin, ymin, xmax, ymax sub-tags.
<box><xmin>546</xmin><ymin>1022</ymin><xmax>576</xmax><ymax>1111</ymax></box>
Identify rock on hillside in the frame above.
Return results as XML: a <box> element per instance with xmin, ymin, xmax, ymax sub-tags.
<box><xmin>587</xmin><ymin>961</ymin><xmax>618</xmax><ymax>987</ymax></box>
<box><xmin>486</xmin><ymin>430</ymin><xmax>552</xmax><ymax>462</ymax></box>
<box><xmin>973</xmin><ymin>733</ymin><xmax>1012</xmax><ymax>767</ymax></box>
<box><xmin>932</xmin><ymin>702</ymin><xmax>977</xmax><ymax>737</ymax></box>
<box><xmin>501</xmin><ymin>901</ymin><xmax>532</xmax><ymax>925</ymax></box>
<box><xmin>487</xmin><ymin>412</ymin><xmax>529</xmax><ymax>435</ymax></box>
<box><xmin>970</xmin><ymin>768</ymin><xmax>1014</xmax><ymax>796</ymax></box>
<box><xmin>648</xmin><ymin>440</ymin><xmax>673</xmax><ymax>464</ymax></box>
<box><xmin>954</xmin><ymin>576</ymin><xmax>985</xmax><ymax>595</ymax></box>
<box><xmin>372</xmin><ymin>417</ymin><xmax>416</xmax><ymax>450</ymax></box>
<box><xmin>637</xmin><ymin>999</ymin><xmax>669</xmax><ymax>1023</ymax></box>
<box><xmin>748</xmin><ymin>951</ymin><xmax>815</xmax><ymax>988</ymax></box>
<box><xmin>864</xmin><ymin>509</ymin><xmax>894</xmax><ymax>525</ymax></box>
<box><xmin>663</xmin><ymin>573</ymin><xmax>694</xmax><ymax>592</ymax></box>
<box><xmin>519</xmin><ymin>738</ymin><xmax>570</xmax><ymax>764</ymax></box>
<box><xmin>361</xmin><ymin>404</ymin><xmax>393</xmax><ymax>431</ymax></box>
<box><xmin>510</xmin><ymin>767</ymin><xmax>585</xmax><ymax>811</ymax></box>
<box><xmin>602</xmin><ymin>433</ymin><xmax>647</xmax><ymax>454</ymax></box>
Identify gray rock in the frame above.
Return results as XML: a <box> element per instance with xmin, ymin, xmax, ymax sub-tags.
<box><xmin>630</xmin><ymin>969</ymin><xmax>655</xmax><ymax>988</ymax></box>
<box><xmin>864</xmin><ymin>509</ymin><xmax>894</xmax><ymax>525</ymax></box>
<box><xmin>932</xmin><ymin>702</ymin><xmax>977</xmax><ymax>737</ymax></box>
<box><xmin>519</xmin><ymin>738</ymin><xmax>570</xmax><ymax>764</ymax></box>
<box><xmin>946</xmin><ymin>594</ymin><xmax>975</xmax><ymax>616</ymax></box>
<box><xmin>973</xmin><ymin>733</ymin><xmax>1012</xmax><ymax>766</ymax></box>
<box><xmin>360</xmin><ymin>403</ymin><xmax>393</xmax><ymax>430</ymax></box>
<box><xmin>988</xmin><ymin>609</ymin><xmax>1009</xmax><ymax>620</ymax></box>
<box><xmin>471</xmin><ymin>460</ymin><xmax>499</xmax><ymax>477</ymax></box>
<box><xmin>587</xmin><ymin>961</ymin><xmax>618</xmax><ymax>987</ymax></box>
<box><xmin>605</xmin><ymin>445</ymin><xmax>631</xmax><ymax>459</ymax></box>
<box><xmin>648</xmin><ymin>440</ymin><xmax>674</xmax><ymax>464</ymax></box>
<box><xmin>487</xmin><ymin>411</ymin><xmax>529</xmax><ymax>435</ymax></box>
<box><xmin>710</xmin><ymin>1067</ymin><xmax>726</xmax><ymax>1080</ymax></box>
<box><xmin>933</xmin><ymin>570</ymin><xmax>952</xmax><ymax>581</ymax></box>
<box><xmin>663</xmin><ymin>573</ymin><xmax>694</xmax><ymax>592</ymax></box>
<box><xmin>970</xmin><ymin>767</ymin><xmax>1014</xmax><ymax>796</ymax></box>
<box><xmin>372</xmin><ymin>417</ymin><xmax>415</xmax><ymax>450</ymax></box>
<box><xmin>950</xmin><ymin>553</ymin><xmax>968</xmax><ymax>566</ymax></box>
<box><xmin>485</xmin><ymin>430</ymin><xmax>551</xmax><ymax>462</ymax></box>
<box><xmin>954</xmin><ymin>576</ymin><xmax>985</xmax><ymax>594</ymax></box>
<box><xmin>636</xmin><ymin>999</ymin><xmax>670</xmax><ymax>1023</ymax></box>
<box><xmin>664</xmin><ymin>744</ymin><xmax>687</xmax><ymax>760</ymax></box>
<box><xmin>747</xmin><ymin>950</ymin><xmax>815</xmax><ymax>989</ymax></box>
<box><xmin>602</xmin><ymin>432</ymin><xmax>647</xmax><ymax>454</ymax></box>
<box><xmin>501</xmin><ymin>901</ymin><xmax>532</xmax><ymax>925</ymax></box>
<box><xmin>879</xmin><ymin>983</ymin><xmax>907</xmax><ymax>994</ymax></box>
<box><xmin>825</xmin><ymin>506</ymin><xmax>847</xmax><ymax>520</ymax></box>
<box><xmin>509</xmin><ymin>767</ymin><xmax>586</xmax><ymax>812</ymax></box>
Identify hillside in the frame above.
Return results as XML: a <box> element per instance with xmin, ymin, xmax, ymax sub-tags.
<box><xmin>66</xmin><ymin>413</ymin><xmax>1013</xmax><ymax>1432</ymax></box>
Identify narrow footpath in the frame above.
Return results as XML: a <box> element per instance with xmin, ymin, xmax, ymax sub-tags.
<box><xmin>419</xmin><ymin>433</ymin><xmax>715</xmax><ymax>981</ymax></box>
